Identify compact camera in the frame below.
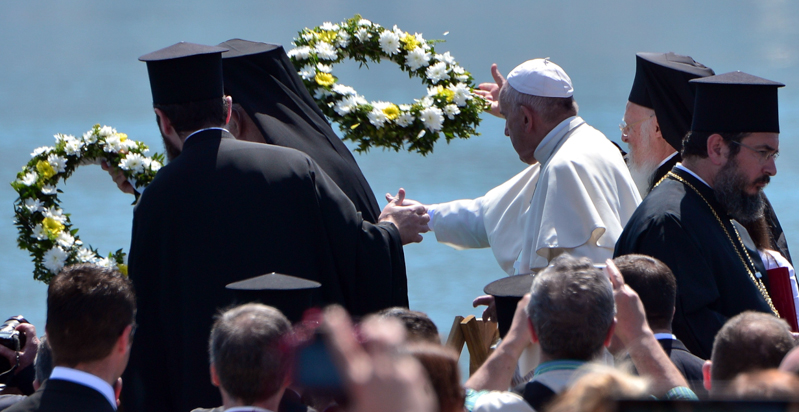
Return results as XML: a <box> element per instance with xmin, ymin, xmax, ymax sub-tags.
<box><xmin>0</xmin><ymin>316</ymin><xmax>28</xmax><ymax>374</ymax></box>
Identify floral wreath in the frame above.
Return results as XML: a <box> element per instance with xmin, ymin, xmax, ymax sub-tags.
<box><xmin>288</xmin><ymin>15</ymin><xmax>487</xmax><ymax>155</ymax></box>
<box><xmin>11</xmin><ymin>125</ymin><xmax>164</xmax><ymax>284</ymax></box>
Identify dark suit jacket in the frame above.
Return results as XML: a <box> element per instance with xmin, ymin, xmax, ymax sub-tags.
<box><xmin>5</xmin><ymin>379</ymin><xmax>114</xmax><ymax>412</ymax></box>
<box><xmin>123</xmin><ymin>129</ymin><xmax>406</xmax><ymax>412</ymax></box>
<box><xmin>658</xmin><ymin>337</ymin><xmax>707</xmax><ymax>398</ymax></box>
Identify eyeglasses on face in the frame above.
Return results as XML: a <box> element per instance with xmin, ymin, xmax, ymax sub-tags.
<box><xmin>729</xmin><ymin>140</ymin><xmax>779</xmax><ymax>164</ymax></box>
<box><xmin>619</xmin><ymin>114</ymin><xmax>655</xmax><ymax>137</ymax></box>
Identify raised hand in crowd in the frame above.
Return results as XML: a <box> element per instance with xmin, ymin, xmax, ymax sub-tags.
<box><xmin>380</xmin><ymin>188</ymin><xmax>430</xmax><ymax>245</ymax></box>
<box><xmin>0</xmin><ymin>318</ymin><xmax>39</xmax><ymax>395</ymax></box>
<box><xmin>322</xmin><ymin>305</ymin><xmax>437</xmax><ymax>412</ymax></box>
<box><xmin>100</xmin><ymin>160</ymin><xmax>136</xmax><ymax>195</ymax></box>
<box><xmin>473</xmin><ymin>63</ymin><xmax>506</xmax><ymax>118</ymax></box>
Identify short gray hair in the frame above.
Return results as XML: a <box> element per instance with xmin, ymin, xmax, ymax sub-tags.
<box><xmin>500</xmin><ymin>84</ymin><xmax>578</xmax><ymax>124</ymax></box>
<box><xmin>209</xmin><ymin>303</ymin><xmax>291</xmax><ymax>404</ymax></box>
<box><xmin>526</xmin><ymin>254</ymin><xmax>615</xmax><ymax>360</ymax></box>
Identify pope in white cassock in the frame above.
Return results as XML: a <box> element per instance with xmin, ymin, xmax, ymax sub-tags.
<box><xmin>402</xmin><ymin>59</ymin><xmax>641</xmax><ymax>275</ymax></box>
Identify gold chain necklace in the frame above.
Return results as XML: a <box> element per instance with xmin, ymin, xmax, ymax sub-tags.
<box><xmin>665</xmin><ymin>171</ymin><xmax>779</xmax><ymax>317</ymax></box>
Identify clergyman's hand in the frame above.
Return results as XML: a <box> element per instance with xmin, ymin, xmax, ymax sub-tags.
<box><xmin>473</xmin><ymin>63</ymin><xmax>506</xmax><ymax>118</ymax></box>
<box><xmin>101</xmin><ymin>161</ymin><xmax>136</xmax><ymax>195</ymax></box>
<box><xmin>472</xmin><ymin>295</ymin><xmax>497</xmax><ymax>323</ymax></box>
<box><xmin>379</xmin><ymin>188</ymin><xmax>429</xmax><ymax>245</ymax></box>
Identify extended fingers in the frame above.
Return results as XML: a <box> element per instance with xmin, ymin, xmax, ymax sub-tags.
<box><xmin>605</xmin><ymin>259</ymin><xmax>624</xmax><ymax>290</ymax></box>
<box><xmin>490</xmin><ymin>63</ymin><xmax>505</xmax><ymax>86</ymax></box>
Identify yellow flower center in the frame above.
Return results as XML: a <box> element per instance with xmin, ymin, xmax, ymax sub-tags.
<box><xmin>438</xmin><ymin>88</ymin><xmax>455</xmax><ymax>102</ymax></box>
<box><xmin>400</xmin><ymin>33</ymin><xmax>420</xmax><ymax>51</ymax></box>
<box><xmin>382</xmin><ymin>104</ymin><xmax>400</xmax><ymax>120</ymax></box>
<box><xmin>119</xmin><ymin>133</ymin><xmax>128</xmax><ymax>142</ymax></box>
<box><xmin>117</xmin><ymin>264</ymin><xmax>128</xmax><ymax>276</ymax></box>
<box><xmin>42</xmin><ymin>217</ymin><xmax>64</xmax><ymax>238</ymax></box>
<box><xmin>315</xmin><ymin>72</ymin><xmax>335</xmax><ymax>87</ymax></box>
<box><xmin>36</xmin><ymin>160</ymin><xmax>56</xmax><ymax>180</ymax></box>
<box><xmin>318</xmin><ymin>31</ymin><xmax>337</xmax><ymax>44</ymax></box>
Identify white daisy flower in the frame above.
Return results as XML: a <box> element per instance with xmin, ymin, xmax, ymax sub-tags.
<box><xmin>95</xmin><ymin>257</ymin><xmax>116</xmax><ymax>270</ymax></box>
<box><xmin>316</xmin><ymin>63</ymin><xmax>333</xmax><ymax>73</ymax></box>
<box><xmin>417</xmin><ymin>96</ymin><xmax>434</xmax><ymax>108</ymax></box>
<box><xmin>119</xmin><ymin>153</ymin><xmax>146</xmax><ymax>173</ymax></box>
<box><xmin>358</xmin><ymin>19</ymin><xmax>372</xmax><ymax>27</ymax></box>
<box><xmin>448</xmin><ymin>83</ymin><xmax>473</xmax><ymax>107</ymax></box>
<box><xmin>314</xmin><ymin>42</ymin><xmax>337</xmax><ymax>60</ymax></box>
<box><xmin>53</xmin><ymin>133</ymin><xmax>71</xmax><ymax>144</ymax></box>
<box><xmin>355</xmin><ymin>28</ymin><xmax>371</xmax><ymax>43</ymax></box>
<box><xmin>103</xmin><ymin>134</ymin><xmax>125</xmax><ymax>153</ymax></box>
<box><xmin>406</xmin><ymin>47</ymin><xmax>431</xmax><ymax>71</ymax></box>
<box><xmin>420</xmin><ymin>106</ymin><xmax>444</xmax><ymax>132</ymax></box>
<box><xmin>320</xmin><ymin>22</ymin><xmax>339</xmax><ymax>31</ymax></box>
<box><xmin>399</xmin><ymin>104</ymin><xmax>412</xmax><ymax>111</ymax></box>
<box><xmin>19</xmin><ymin>171</ymin><xmax>38</xmax><ymax>186</ymax></box>
<box><xmin>444</xmin><ymin>104</ymin><xmax>460</xmax><ymax>119</ymax></box>
<box><xmin>63</xmin><ymin>136</ymin><xmax>83</xmax><ymax>156</ymax></box>
<box><xmin>334</xmin><ymin>95</ymin><xmax>363</xmax><ymax>116</ymax></box>
<box><xmin>452</xmin><ymin>66</ymin><xmax>469</xmax><ymax>82</ymax></box>
<box><xmin>56</xmin><ymin>232</ymin><xmax>75</xmax><ymax>248</ymax></box>
<box><xmin>336</xmin><ymin>31</ymin><xmax>350</xmax><ymax>48</ymax></box>
<box><xmin>396</xmin><ymin>112</ymin><xmax>415</xmax><ymax>127</ymax></box>
<box><xmin>426</xmin><ymin>62</ymin><xmax>449</xmax><ymax>84</ymax></box>
<box><xmin>435</xmin><ymin>52</ymin><xmax>456</xmax><ymax>65</ymax></box>
<box><xmin>31</xmin><ymin>146</ymin><xmax>53</xmax><ymax>157</ymax></box>
<box><xmin>99</xmin><ymin>125</ymin><xmax>116</xmax><ymax>137</ymax></box>
<box><xmin>287</xmin><ymin>46</ymin><xmax>312</xmax><ymax>60</ymax></box>
<box><xmin>314</xmin><ymin>88</ymin><xmax>333</xmax><ymax>100</ymax></box>
<box><xmin>41</xmin><ymin>185</ymin><xmax>57</xmax><ymax>195</ymax></box>
<box><xmin>76</xmin><ymin>247</ymin><xmax>96</xmax><ymax>263</ymax></box>
<box><xmin>298</xmin><ymin>65</ymin><xmax>316</xmax><ymax>81</ymax></box>
<box><xmin>378</xmin><ymin>31</ymin><xmax>400</xmax><ymax>55</ymax></box>
<box><xmin>42</xmin><ymin>246</ymin><xmax>68</xmax><ymax>274</ymax></box>
<box><xmin>82</xmin><ymin>130</ymin><xmax>98</xmax><ymax>144</ymax></box>
<box><xmin>332</xmin><ymin>84</ymin><xmax>357</xmax><ymax>96</ymax></box>
<box><xmin>368</xmin><ymin>108</ymin><xmax>389</xmax><ymax>128</ymax></box>
<box><xmin>43</xmin><ymin>206</ymin><xmax>66</xmax><ymax>223</ymax></box>
<box><xmin>32</xmin><ymin>224</ymin><xmax>47</xmax><ymax>240</ymax></box>
<box><xmin>148</xmin><ymin>160</ymin><xmax>162</xmax><ymax>172</ymax></box>
<box><xmin>414</xmin><ymin>33</ymin><xmax>426</xmax><ymax>45</ymax></box>
<box><xmin>24</xmin><ymin>198</ymin><xmax>43</xmax><ymax>213</ymax></box>
<box><xmin>301</xmin><ymin>31</ymin><xmax>316</xmax><ymax>41</ymax></box>
<box><xmin>122</xmin><ymin>139</ymin><xmax>138</xmax><ymax>150</ymax></box>
<box><xmin>47</xmin><ymin>154</ymin><xmax>68</xmax><ymax>173</ymax></box>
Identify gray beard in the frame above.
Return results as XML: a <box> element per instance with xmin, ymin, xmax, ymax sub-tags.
<box><xmin>714</xmin><ymin>156</ymin><xmax>767</xmax><ymax>224</ymax></box>
<box><xmin>627</xmin><ymin>152</ymin><xmax>660</xmax><ymax>198</ymax></box>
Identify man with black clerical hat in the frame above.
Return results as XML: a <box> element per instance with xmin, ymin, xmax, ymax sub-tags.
<box><xmin>124</xmin><ymin>42</ymin><xmax>428</xmax><ymax>412</ymax></box>
<box><xmin>219</xmin><ymin>38</ymin><xmax>383</xmax><ymax>224</ymax></box>
<box><xmin>615</xmin><ymin>71</ymin><xmax>785</xmax><ymax>359</ymax></box>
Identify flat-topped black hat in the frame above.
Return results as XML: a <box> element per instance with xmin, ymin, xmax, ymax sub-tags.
<box><xmin>690</xmin><ymin>71</ymin><xmax>784</xmax><ymax>133</ymax></box>
<box><xmin>484</xmin><ymin>273</ymin><xmax>537</xmax><ymax>338</ymax></box>
<box><xmin>226</xmin><ymin>272</ymin><xmax>321</xmax><ymax>323</ymax></box>
<box><xmin>628</xmin><ymin>52</ymin><xmax>715</xmax><ymax>151</ymax></box>
<box><xmin>139</xmin><ymin>42</ymin><xmax>228</xmax><ymax>105</ymax></box>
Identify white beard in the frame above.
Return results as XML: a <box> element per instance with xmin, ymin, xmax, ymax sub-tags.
<box><xmin>628</xmin><ymin>159</ymin><xmax>659</xmax><ymax>198</ymax></box>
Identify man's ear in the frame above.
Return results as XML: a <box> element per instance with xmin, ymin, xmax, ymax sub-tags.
<box><xmin>154</xmin><ymin>108</ymin><xmax>174</xmax><ymax>138</ymax></box>
<box><xmin>521</xmin><ymin>105</ymin><xmax>536</xmax><ymax>133</ymax></box>
<box><xmin>651</xmin><ymin>117</ymin><xmax>662</xmax><ymax>138</ymax></box>
<box><xmin>224</xmin><ymin>96</ymin><xmax>233</xmax><ymax>125</ymax></box>
<box><xmin>210</xmin><ymin>363</ymin><xmax>220</xmax><ymax>387</ymax></box>
<box><xmin>117</xmin><ymin>324</ymin><xmax>133</xmax><ymax>353</ymax></box>
<box><xmin>706</xmin><ymin>133</ymin><xmax>729</xmax><ymax>165</ymax></box>
<box><xmin>227</xmin><ymin>106</ymin><xmax>240</xmax><ymax>138</ymax></box>
<box><xmin>703</xmin><ymin>360</ymin><xmax>712</xmax><ymax>391</ymax></box>
<box><xmin>527</xmin><ymin>318</ymin><xmax>539</xmax><ymax>343</ymax></box>
<box><xmin>603</xmin><ymin>319</ymin><xmax>617</xmax><ymax>347</ymax></box>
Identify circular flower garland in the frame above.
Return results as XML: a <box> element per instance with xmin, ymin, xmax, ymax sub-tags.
<box><xmin>288</xmin><ymin>15</ymin><xmax>487</xmax><ymax>155</ymax></box>
<box><xmin>11</xmin><ymin>124</ymin><xmax>164</xmax><ymax>284</ymax></box>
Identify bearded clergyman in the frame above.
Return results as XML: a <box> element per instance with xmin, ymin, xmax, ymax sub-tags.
<box><xmin>614</xmin><ymin>71</ymin><xmax>784</xmax><ymax>359</ymax></box>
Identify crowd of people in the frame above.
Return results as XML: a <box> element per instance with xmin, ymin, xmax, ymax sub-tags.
<box><xmin>0</xmin><ymin>37</ymin><xmax>797</xmax><ymax>412</ymax></box>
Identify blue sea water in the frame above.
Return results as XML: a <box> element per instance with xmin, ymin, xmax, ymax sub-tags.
<box><xmin>0</xmin><ymin>0</ymin><xmax>798</xmax><ymax>351</ymax></box>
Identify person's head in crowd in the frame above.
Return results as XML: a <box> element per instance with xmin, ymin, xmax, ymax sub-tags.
<box><xmin>378</xmin><ymin>307</ymin><xmax>440</xmax><ymax>344</ymax></box>
<box><xmin>208</xmin><ymin>303</ymin><xmax>291</xmax><ymax>410</ymax></box>
<box><xmin>546</xmin><ymin>364</ymin><xmax>650</xmax><ymax>412</ymax></box>
<box><xmin>612</xmin><ymin>255</ymin><xmax>676</xmax><ymax>333</ymax></box>
<box><xmin>406</xmin><ymin>343</ymin><xmax>464</xmax><ymax>412</ymax></box>
<box><xmin>719</xmin><ymin>369</ymin><xmax>799</xmax><ymax>401</ymax></box>
<box><xmin>623</xmin><ymin>52</ymin><xmax>714</xmax><ymax>195</ymax></box>
<box><xmin>778</xmin><ymin>346</ymin><xmax>799</xmax><ymax>376</ymax></box>
<box><xmin>139</xmin><ymin>42</ymin><xmax>232</xmax><ymax>161</ymax></box>
<box><xmin>526</xmin><ymin>254</ymin><xmax>616</xmax><ymax>362</ymax></box>
<box><xmin>703</xmin><ymin>311</ymin><xmax>794</xmax><ymax>396</ymax></box>
<box><xmin>32</xmin><ymin>336</ymin><xmax>53</xmax><ymax>391</ymax></box>
<box><xmin>681</xmin><ymin>72</ymin><xmax>782</xmax><ymax>226</ymax></box>
<box><xmin>498</xmin><ymin>58</ymin><xmax>578</xmax><ymax>165</ymax></box>
<box><xmin>46</xmin><ymin>263</ymin><xmax>136</xmax><ymax>382</ymax></box>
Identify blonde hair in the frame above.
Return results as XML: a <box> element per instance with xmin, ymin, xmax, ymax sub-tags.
<box><xmin>547</xmin><ymin>363</ymin><xmax>650</xmax><ymax>412</ymax></box>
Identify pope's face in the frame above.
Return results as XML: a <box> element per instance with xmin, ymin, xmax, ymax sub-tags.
<box><xmin>500</xmin><ymin>86</ymin><xmax>537</xmax><ymax>164</ymax></box>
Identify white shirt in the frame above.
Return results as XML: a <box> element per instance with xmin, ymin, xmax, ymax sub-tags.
<box><xmin>184</xmin><ymin>127</ymin><xmax>229</xmax><ymax>143</ymax></box>
<box><xmin>49</xmin><ymin>366</ymin><xmax>117</xmax><ymax>409</ymax></box>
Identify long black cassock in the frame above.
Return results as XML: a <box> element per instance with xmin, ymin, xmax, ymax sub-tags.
<box><xmin>221</xmin><ymin>40</ymin><xmax>382</xmax><ymax>223</ymax></box>
<box><xmin>122</xmin><ymin>129</ymin><xmax>406</xmax><ymax>412</ymax></box>
<box><xmin>614</xmin><ymin>167</ymin><xmax>773</xmax><ymax>359</ymax></box>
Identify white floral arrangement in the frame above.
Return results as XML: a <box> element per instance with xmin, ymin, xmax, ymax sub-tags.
<box><xmin>11</xmin><ymin>124</ymin><xmax>164</xmax><ymax>283</ymax></box>
<box><xmin>288</xmin><ymin>15</ymin><xmax>487</xmax><ymax>155</ymax></box>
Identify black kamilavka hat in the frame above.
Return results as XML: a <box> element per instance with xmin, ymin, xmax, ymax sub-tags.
<box><xmin>690</xmin><ymin>71</ymin><xmax>784</xmax><ymax>133</ymax></box>
<box><xmin>628</xmin><ymin>52</ymin><xmax>715</xmax><ymax>151</ymax></box>
<box><xmin>226</xmin><ymin>272</ymin><xmax>321</xmax><ymax>323</ymax></box>
<box><xmin>139</xmin><ymin>42</ymin><xmax>227</xmax><ymax>105</ymax></box>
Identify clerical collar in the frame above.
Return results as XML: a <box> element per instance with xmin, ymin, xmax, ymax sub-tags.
<box><xmin>657</xmin><ymin>152</ymin><xmax>678</xmax><ymax>169</ymax></box>
<box><xmin>534</xmin><ymin>116</ymin><xmax>585</xmax><ymax>165</ymax></box>
<box><xmin>674</xmin><ymin>163</ymin><xmax>711</xmax><ymax>188</ymax></box>
<box><xmin>225</xmin><ymin>407</ymin><xmax>274</xmax><ymax>412</ymax></box>
<box><xmin>49</xmin><ymin>366</ymin><xmax>117</xmax><ymax>409</ymax></box>
<box><xmin>184</xmin><ymin>127</ymin><xmax>229</xmax><ymax>143</ymax></box>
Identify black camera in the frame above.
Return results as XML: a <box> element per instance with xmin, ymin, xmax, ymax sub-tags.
<box><xmin>0</xmin><ymin>316</ymin><xmax>28</xmax><ymax>374</ymax></box>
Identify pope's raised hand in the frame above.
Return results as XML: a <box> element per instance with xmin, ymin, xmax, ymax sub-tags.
<box><xmin>474</xmin><ymin>63</ymin><xmax>506</xmax><ymax>119</ymax></box>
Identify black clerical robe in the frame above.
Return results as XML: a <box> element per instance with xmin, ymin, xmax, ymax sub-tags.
<box><xmin>614</xmin><ymin>166</ymin><xmax>773</xmax><ymax>359</ymax></box>
<box><xmin>122</xmin><ymin>129</ymin><xmax>406</xmax><ymax>412</ymax></box>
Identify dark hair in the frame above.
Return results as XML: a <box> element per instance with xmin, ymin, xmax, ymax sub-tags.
<box><xmin>711</xmin><ymin>311</ymin><xmax>794</xmax><ymax>384</ymax></box>
<box><xmin>46</xmin><ymin>263</ymin><xmax>136</xmax><ymax>367</ymax></box>
<box><xmin>209</xmin><ymin>304</ymin><xmax>291</xmax><ymax>405</ymax></box>
<box><xmin>378</xmin><ymin>307</ymin><xmax>439</xmax><ymax>344</ymax></box>
<box><xmin>681</xmin><ymin>131</ymin><xmax>749</xmax><ymax>159</ymax></box>
<box><xmin>741</xmin><ymin>216</ymin><xmax>774</xmax><ymax>251</ymax></box>
<box><xmin>406</xmin><ymin>343</ymin><xmax>464</xmax><ymax>412</ymax></box>
<box><xmin>34</xmin><ymin>335</ymin><xmax>53</xmax><ymax>384</ymax></box>
<box><xmin>612</xmin><ymin>254</ymin><xmax>676</xmax><ymax>331</ymax></box>
<box><xmin>154</xmin><ymin>96</ymin><xmax>230</xmax><ymax>136</ymax></box>
<box><xmin>526</xmin><ymin>254</ymin><xmax>615</xmax><ymax>361</ymax></box>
